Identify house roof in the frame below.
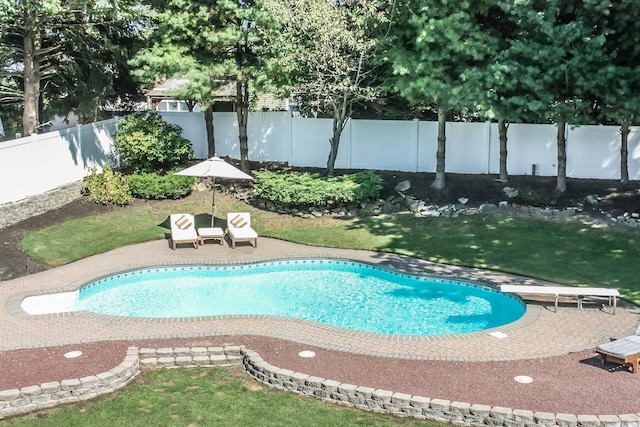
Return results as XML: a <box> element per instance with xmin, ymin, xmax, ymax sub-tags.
<box><xmin>146</xmin><ymin>79</ymin><xmax>190</xmax><ymax>98</ymax></box>
<box><xmin>146</xmin><ymin>79</ymin><xmax>235</xmax><ymax>101</ymax></box>
<box><xmin>145</xmin><ymin>78</ymin><xmax>287</xmax><ymax>111</ymax></box>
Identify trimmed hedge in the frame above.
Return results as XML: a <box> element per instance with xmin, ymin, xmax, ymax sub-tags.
<box><xmin>253</xmin><ymin>170</ymin><xmax>383</xmax><ymax>207</ymax></box>
<box><xmin>128</xmin><ymin>171</ymin><xmax>196</xmax><ymax>200</ymax></box>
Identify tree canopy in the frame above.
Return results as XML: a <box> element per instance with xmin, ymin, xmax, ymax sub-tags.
<box><xmin>1</xmin><ymin>0</ymin><xmax>639</xmax><ymax>187</ymax></box>
<box><xmin>390</xmin><ymin>0</ymin><xmax>498</xmax><ymax>189</ymax></box>
<box><xmin>131</xmin><ymin>0</ymin><xmax>270</xmax><ymax>172</ymax></box>
<box><xmin>259</xmin><ymin>0</ymin><xmax>389</xmax><ymax>176</ymax></box>
<box><xmin>0</xmin><ymin>0</ymin><xmax>144</xmax><ymax>134</ymax></box>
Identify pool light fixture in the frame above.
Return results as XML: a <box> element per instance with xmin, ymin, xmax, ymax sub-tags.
<box><xmin>298</xmin><ymin>350</ymin><xmax>316</xmax><ymax>358</ymax></box>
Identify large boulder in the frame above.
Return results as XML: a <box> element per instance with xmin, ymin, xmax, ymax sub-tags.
<box><xmin>503</xmin><ymin>187</ymin><xmax>519</xmax><ymax>198</ymax></box>
<box><xmin>395</xmin><ymin>180</ymin><xmax>411</xmax><ymax>193</ymax></box>
<box><xmin>479</xmin><ymin>203</ymin><xmax>499</xmax><ymax>214</ymax></box>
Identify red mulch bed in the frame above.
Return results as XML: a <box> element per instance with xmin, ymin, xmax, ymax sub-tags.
<box><xmin>2</xmin><ymin>335</ymin><xmax>639</xmax><ymax>415</ymax></box>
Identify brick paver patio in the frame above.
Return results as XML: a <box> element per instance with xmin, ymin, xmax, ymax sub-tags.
<box><xmin>2</xmin><ymin>238</ymin><xmax>638</xmax><ymax>359</ymax></box>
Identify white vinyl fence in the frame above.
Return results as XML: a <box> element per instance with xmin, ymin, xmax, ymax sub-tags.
<box><xmin>212</xmin><ymin>112</ymin><xmax>640</xmax><ymax>180</ymax></box>
<box><xmin>0</xmin><ymin>118</ymin><xmax>118</xmax><ymax>204</ymax></box>
<box><xmin>1</xmin><ymin>112</ymin><xmax>639</xmax><ymax>205</ymax></box>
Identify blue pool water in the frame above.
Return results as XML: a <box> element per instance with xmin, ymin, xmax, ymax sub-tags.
<box><xmin>74</xmin><ymin>259</ymin><xmax>525</xmax><ymax>336</ymax></box>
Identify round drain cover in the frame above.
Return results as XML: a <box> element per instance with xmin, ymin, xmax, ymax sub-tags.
<box><xmin>64</xmin><ymin>350</ymin><xmax>83</xmax><ymax>359</ymax></box>
<box><xmin>298</xmin><ymin>350</ymin><xmax>316</xmax><ymax>358</ymax></box>
<box><xmin>514</xmin><ymin>375</ymin><xmax>533</xmax><ymax>384</ymax></box>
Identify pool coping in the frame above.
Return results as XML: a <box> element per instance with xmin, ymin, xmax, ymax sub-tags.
<box><xmin>1</xmin><ymin>238</ymin><xmax>638</xmax><ymax>361</ymax></box>
<box><xmin>8</xmin><ymin>259</ymin><xmax>533</xmax><ymax>342</ymax></box>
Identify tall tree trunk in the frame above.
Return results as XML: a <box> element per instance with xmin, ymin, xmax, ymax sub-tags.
<box><xmin>555</xmin><ymin>119</ymin><xmax>567</xmax><ymax>192</ymax></box>
<box><xmin>431</xmin><ymin>107</ymin><xmax>447</xmax><ymax>190</ymax></box>
<box><xmin>205</xmin><ymin>104</ymin><xmax>215</xmax><ymax>157</ymax></box>
<box><xmin>326</xmin><ymin>95</ymin><xmax>349</xmax><ymax>177</ymax></box>
<box><xmin>498</xmin><ymin>119</ymin><xmax>509</xmax><ymax>183</ymax></box>
<box><xmin>620</xmin><ymin>121</ymin><xmax>630</xmax><ymax>184</ymax></box>
<box><xmin>22</xmin><ymin>31</ymin><xmax>40</xmax><ymax>136</ymax></box>
<box><xmin>236</xmin><ymin>81</ymin><xmax>250</xmax><ymax>173</ymax></box>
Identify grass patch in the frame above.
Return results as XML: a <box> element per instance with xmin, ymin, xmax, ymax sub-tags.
<box><xmin>22</xmin><ymin>210</ymin><xmax>166</xmax><ymax>266</ymax></box>
<box><xmin>4</xmin><ymin>367</ymin><xmax>441</xmax><ymax>427</ymax></box>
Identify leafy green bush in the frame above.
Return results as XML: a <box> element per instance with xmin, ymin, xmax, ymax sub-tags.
<box><xmin>514</xmin><ymin>186</ymin><xmax>552</xmax><ymax>207</ymax></box>
<box><xmin>114</xmin><ymin>112</ymin><xmax>194</xmax><ymax>173</ymax></box>
<box><xmin>253</xmin><ymin>170</ymin><xmax>383</xmax><ymax>207</ymax></box>
<box><xmin>83</xmin><ymin>166</ymin><xmax>132</xmax><ymax>205</ymax></box>
<box><xmin>128</xmin><ymin>171</ymin><xmax>196</xmax><ymax>200</ymax></box>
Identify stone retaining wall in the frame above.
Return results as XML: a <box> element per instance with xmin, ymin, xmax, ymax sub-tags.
<box><xmin>2</xmin><ymin>346</ymin><xmax>638</xmax><ymax>424</ymax></box>
<box><xmin>0</xmin><ymin>345</ymin><xmax>243</xmax><ymax>420</ymax></box>
<box><xmin>0</xmin><ymin>346</ymin><xmax>139</xmax><ymax>419</ymax></box>
<box><xmin>137</xmin><ymin>345</ymin><xmax>243</xmax><ymax>369</ymax></box>
<box><xmin>240</xmin><ymin>348</ymin><xmax>640</xmax><ymax>427</ymax></box>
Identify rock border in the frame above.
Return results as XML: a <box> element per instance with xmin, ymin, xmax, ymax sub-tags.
<box><xmin>0</xmin><ymin>182</ymin><xmax>84</xmax><ymax>230</ymax></box>
<box><xmin>2</xmin><ymin>346</ymin><xmax>639</xmax><ymax>425</ymax></box>
<box><xmin>3</xmin><ymin>179</ymin><xmax>639</xmax><ymax>231</ymax></box>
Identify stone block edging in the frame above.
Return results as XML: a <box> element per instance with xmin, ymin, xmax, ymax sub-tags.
<box><xmin>0</xmin><ymin>345</ymin><xmax>243</xmax><ymax>420</ymax></box>
<box><xmin>240</xmin><ymin>348</ymin><xmax>640</xmax><ymax>427</ymax></box>
<box><xmin>2</xmin><ymin>346</ymin><xmax>640</xmax><ymax>425</ymax></box>
<box><xmin>0</xmin><ymin>346</ymin><xmax>140</xmax><ymax>419</ymax></box>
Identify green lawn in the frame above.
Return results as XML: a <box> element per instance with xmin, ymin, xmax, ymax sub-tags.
<box><xmin>22</xmin><ymin>191</ymin><xmax>640</xmax><ymax>304</ymax></box>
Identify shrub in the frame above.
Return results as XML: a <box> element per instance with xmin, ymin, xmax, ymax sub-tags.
<box><xmin>83</xmin><ymin>166</ymin><xmax>132</xmax><ymax>205</ymax></box>
<box><xmin>114</xmin><ymin>112</ymin><xmax>194</xmax><ymax>173</ymax></box>
<box><xmin>128</xmin><ymin>171</ymin><xmax>196</xmax><ymax>200</ymax></box>
<box><xmin>253</xmin><ymin>170</ymin><xmax>383</xmax><ymax>207</ymax></box>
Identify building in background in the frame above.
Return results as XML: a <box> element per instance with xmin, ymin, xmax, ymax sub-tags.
<box><xmin>146</xmin><ymin>78</ymin><xmax>289</xmax><ymax>113</ymax></box>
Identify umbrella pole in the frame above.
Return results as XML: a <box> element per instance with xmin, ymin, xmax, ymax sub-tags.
<box><xmin>211</xmin><ymin>177</ymin><xmax>216</xmax><ymax>227</ymax></box>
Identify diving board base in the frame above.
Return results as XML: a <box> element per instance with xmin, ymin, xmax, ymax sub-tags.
<box><xmin>500</xmin><ymin>285</ymin><xmax>619</xmax><ymax>314</ymax></box>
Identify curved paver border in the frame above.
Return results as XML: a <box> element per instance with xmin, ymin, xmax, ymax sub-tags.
<box><xmin>1</xmin><ymin>239</ymin><xmax>638</xmax><ymax>361</ymax></box>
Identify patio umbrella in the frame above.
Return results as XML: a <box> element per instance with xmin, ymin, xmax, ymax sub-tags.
<box><xmin>176</xmin><ymin>156</ymin><xmax>253</xmax><ymax>226</ymax></box>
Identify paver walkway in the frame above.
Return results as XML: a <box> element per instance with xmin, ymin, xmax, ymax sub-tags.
<box><xmin>1</xmin><ymin>238</ymin><xmax>638</xmax><ymax>359</ymax></box>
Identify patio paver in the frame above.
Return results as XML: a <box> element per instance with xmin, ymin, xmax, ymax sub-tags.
<box><xmin>1</xmin><ymin>238</ymin><xmax>638</xmax><ymax>360</ymax></box>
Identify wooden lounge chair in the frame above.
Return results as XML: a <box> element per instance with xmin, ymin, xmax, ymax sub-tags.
<box><xmin>595</xmin><ymin>325</ymin><xmax>640</xmax><ymax>373</ymax></box>
<box><xmin>170</xmin><ymin>213</ymin><xmax>198</xmax><ymax>250</ymax></box>
<box><xmin>226</xmin><ymin>212</ymin><xmax>258</xmax><ymax>248</ymax></box>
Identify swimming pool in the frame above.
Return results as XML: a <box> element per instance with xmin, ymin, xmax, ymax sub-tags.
<box><xmin>70</xmin><ymin>259</ymin><xmax>525</xmax><ymax>336</ymax></box>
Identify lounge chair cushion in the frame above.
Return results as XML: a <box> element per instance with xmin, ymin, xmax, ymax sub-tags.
<box><xmin>596</xmin><ymin>335</ymin><xmax>640</xmax><ymax>358</ymax></box>
<box><xmin>170</xmin><ymin>213</ymin><xmax>198</xmax><ymax>249</ymax></box>
<box><xmin>174</xmin><ymin>215</ymin><xmax>193</xmax><ymax>230</ymax></box>
<box><xmin>226</xmin><ymin>212</ymin><xmax>258</xmax><ymax>248</ymax></box>
<box><xmin>229</xmin><ymin>226</ymin><xmax>257</xmax><ymax>239</ymax></box>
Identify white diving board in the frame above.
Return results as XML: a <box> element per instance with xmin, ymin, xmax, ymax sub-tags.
<box><xmin>500</xmin><ymin>285</ymin><xmax>620</xmax><ymax>314</ymax></box>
